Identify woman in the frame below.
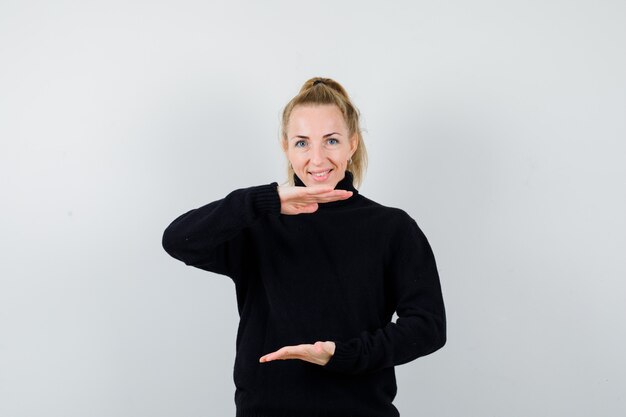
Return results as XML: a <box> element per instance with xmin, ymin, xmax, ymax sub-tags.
<box><xmin>162</xmin><ymin>77</ymin><xmax>446</xmax><ymax>417</ymax></box>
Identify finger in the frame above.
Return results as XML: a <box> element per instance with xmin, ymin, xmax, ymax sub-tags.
<box><xmin>309</xmin><ymin>188</ymin><xmax>352</xmax><ymax>198</ymax></box>
<box><xmin>309</xmin><ymin>192</ymin><xmax>353</xmax><ymax>204</ymax></box>
<box><xmin>304</xmin><ymin>186</ymin><xmax>335</xmax><ymax>195</ymax></box>
<box><xmin>299</xmin><ymin>188</ymin><xmax>352</xmax><ymax>200</ymax></box>
<box><xmin>259</xmin><ymin>342</ymin><xmax>333</xmax><ymax>365</ymax></box>
<box><xmin>275</xmin><ymin>345</ymin><xmax>308</xmax><ymax>359</ymax></box>
<box><xmin>289</xmin><ymin>187</ymin><xmax>351</xmax><ymax>203</ymax></box>
<box><xmin>259</xmin><ymin>346</ymin><xmax>292</xmax><ymax>362</ymax></box>
<box><xmin>315</xmin><ymin>190</ymin><xmax>353</xmax><ymax>201</ymax></box>
<box><xmin>291</xmin><ymin>197</ymin><xmax>341</xmax><ymax>208</ymax></box>
<box><xmin>259</xmin><ymin>345</ymin><xmax>307</xmax><ymax>362</ymax></box>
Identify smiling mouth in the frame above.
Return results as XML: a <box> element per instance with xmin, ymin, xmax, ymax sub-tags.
<box><xmin>309</xmin><ymin>169</ymin><xmax>333</xmax><ymax>178</ymax></box>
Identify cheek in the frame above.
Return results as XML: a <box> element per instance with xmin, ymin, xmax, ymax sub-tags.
<box><xmin>332</xmin><ymin>151</ymin><xmax>350</xmax><ymax>164</ymax></box>
<box><xmin>288</xmin><ymin>154</ymin><xmax>305</xmax><ymax>168</ymax></box>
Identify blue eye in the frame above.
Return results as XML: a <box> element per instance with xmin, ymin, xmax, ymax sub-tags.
<box><xmin>295</xmin><ymin>140</ymin><xmax>306</xmax><ymax>148</ymax></box>
<box><xmin>327</xmin><ymin>138</ymin><xmax>339</xmax><ymax>145</ymax></box>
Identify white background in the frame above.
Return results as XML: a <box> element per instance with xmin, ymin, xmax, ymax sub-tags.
<box><xmin>1</xmin><ymin>1</ymin><xmax>625</xmax><ymax>416</ymax></box>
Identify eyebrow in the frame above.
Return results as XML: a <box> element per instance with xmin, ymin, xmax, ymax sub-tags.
<box><xmin>290</xmin><ymin>132</ymin><xmax>342</xmax><ymax>140</ymax></box>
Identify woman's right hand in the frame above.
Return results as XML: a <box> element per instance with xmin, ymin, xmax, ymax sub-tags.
<box><xmin>277</xmin><ymin>185</ymin><xmax>353</xmax><ymax>215</ymax></box>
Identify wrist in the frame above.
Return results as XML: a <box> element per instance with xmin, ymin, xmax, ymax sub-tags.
<box><xmin>325</xmin><ymin>341</ymin><xmax>336</xmax><ymax>356</ymax></box>
<box><xmin>252</xmin><ymin>182</ymin><xmax>281</xmax><ymax>215</ymax></box>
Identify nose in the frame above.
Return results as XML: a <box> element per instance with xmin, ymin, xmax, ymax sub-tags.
<box><xmin>310</xmin><ymin>142</ymin><xmax>326</xmax><ymax>165</ymax></box>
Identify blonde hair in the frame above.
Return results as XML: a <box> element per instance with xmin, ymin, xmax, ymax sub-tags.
<box><xmin>280</xmin><ymin>77</ymin><xmax>368</xmax><ymax>188</ymax></box>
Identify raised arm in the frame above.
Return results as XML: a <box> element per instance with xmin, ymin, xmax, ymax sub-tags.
<box><xmin>162</xmin><ymin>182</ymin><xmax>354</xmax><ymax>280</ymax></box>
<box><xmin>161</xmin><ymin>182</ymin><xmax>281</xmax><ymax>280</ymax></box>
<box><xmin>322</xmin><ymin>215</ymin><xmax>447</xmax><ymax>374</ymax></box>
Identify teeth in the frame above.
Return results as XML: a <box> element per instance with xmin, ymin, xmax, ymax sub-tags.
<box><xmin>312</xmin><ymin>170</ymin><xmax>330</xmax><ymax>177</ymax></box>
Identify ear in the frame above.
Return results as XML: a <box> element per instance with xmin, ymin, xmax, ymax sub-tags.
<box><xmin>349</xmin><ymin>133</ymin><xmax>359</xmax><ymax>157</ymax></box>
<box><xmin>281</xmin><ymin>140</ymin><xmax>292</xmax><ymax>167</ymax></box>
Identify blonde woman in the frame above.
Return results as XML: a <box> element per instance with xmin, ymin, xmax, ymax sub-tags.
<box><xmin>162</xmin><ymin>77</ymin><xmax>446</xmax><ymax>417</ymax></box>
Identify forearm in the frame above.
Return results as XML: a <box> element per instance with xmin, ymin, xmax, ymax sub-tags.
<box><xmin>323</xmin><ymin>216</ymin><xmax>446</xmax><ymax>375</ymax></box>
<box><xmin>323</xmin><ymin>307</ymin><xmax>446</xmax><ymax>374</ymax></box>
<box><xmin>162</xmin><ymin>182</ymin><xmax>280</xmax><ymax>275</ymax></box>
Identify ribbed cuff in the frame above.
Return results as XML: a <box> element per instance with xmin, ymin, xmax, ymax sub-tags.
<box><xmin>322</xmin><ymin>340</ymin><xmax>357</xmax><ymax>373</ymax></box>
<box><xmin>251</xmin><ymin>182</ymin><xmax>281</xmax><ymax>216</ymax></box>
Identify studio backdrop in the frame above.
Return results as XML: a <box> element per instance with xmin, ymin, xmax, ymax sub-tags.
<box><xmin>1</xmin><ymin>1</ymin><xmax>624</xmax><ymax>416</ymax></box>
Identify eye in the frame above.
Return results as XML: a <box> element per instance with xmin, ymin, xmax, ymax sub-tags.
<box><xmin>295</xmin><ymin>140</ymin><xmax>306</xmax><ymax>148</ymax></box>
<box><xmin>327</xmin><ymin>138</ymin><xmax>339</xmax><ymax>145</ymax></box>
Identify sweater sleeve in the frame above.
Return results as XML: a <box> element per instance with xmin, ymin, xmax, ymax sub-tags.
<box><xmin>322</xmin><ymin>215</ymin><xmax>446</xmax><ymax>374</ymax></box>
<box><xmin>161</xmin><ymin>182</ymin><xmax>281</xmax><ymax>281</ymax></box>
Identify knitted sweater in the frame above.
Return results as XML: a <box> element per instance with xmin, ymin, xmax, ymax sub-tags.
<box><xmin>161</xmin><ymin>171</ymin><xmax>446</xmax><ymax>417</ymax></box>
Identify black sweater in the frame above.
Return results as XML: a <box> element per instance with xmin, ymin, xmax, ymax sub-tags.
<box><xmin>162</xmin><ymin>171</ymin><xmax>446</xmax><ymax>417</ymax></box>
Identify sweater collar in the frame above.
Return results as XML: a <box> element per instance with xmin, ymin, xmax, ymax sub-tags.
<box><xmin>293</xmin><ymin>170</ymin><xmax>359</xmax><ymax>208</ymax></box>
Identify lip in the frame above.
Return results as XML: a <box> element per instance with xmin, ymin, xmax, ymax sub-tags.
<box><xmin>308</xmin><ymin>168</ymin><xmax>333</xmax><ymax>182</ymax></box>
<box><xmin>308</xmin><ymin>169</ymin><xmax>333</xmax><ymax>174</ymax></box>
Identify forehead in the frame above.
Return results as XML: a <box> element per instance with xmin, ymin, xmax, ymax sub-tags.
<box><xmin>287</xmin><ymin>104</ymin><xmax>347</xmax><ymax>134</ymax></box>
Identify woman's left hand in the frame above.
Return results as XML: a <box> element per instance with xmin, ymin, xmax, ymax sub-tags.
<box><xmin>259</xmin><ymin>341</ymin><xmax>336</xmax><ymax>366</ymax></box>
